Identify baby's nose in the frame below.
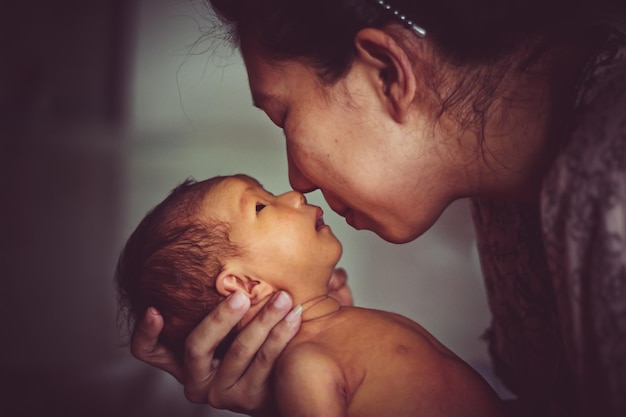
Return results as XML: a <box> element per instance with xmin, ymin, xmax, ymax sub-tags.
<box><xmin>281</xmin><ymin>191</ymin><xmax>307</xmax><ymax>207</ymax></box>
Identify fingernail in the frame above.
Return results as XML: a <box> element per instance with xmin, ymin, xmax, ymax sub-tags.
<box><xmin>285</xmin><ymin>305</ymin><xmax>302</xmax><ymax>324</ymax></box>
<box><xmin>273</xmin><ymin>291</ymin><xmax>291</xmax><ymax>309</ymax></box>
<box><xmin>148</xmin><ymin>307</ymin><xmax>158</xmax><ymax>315</ymax></box>
<box><xmin>228</xmin><ymin>291</ymin><xmax>247</xmax><ymax>309</ymax></box>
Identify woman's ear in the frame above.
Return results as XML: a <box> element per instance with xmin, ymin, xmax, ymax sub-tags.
<box><xmin>353</xmin><ymin>28</ymin><xmax>418</xmax><ymax>123</ymax></box>
<box><xmin>215</xmin><ymin>270</ymin><xmax>275</xmax><ymax>305</ymax></box>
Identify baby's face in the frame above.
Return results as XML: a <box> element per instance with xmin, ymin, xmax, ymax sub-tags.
<box><xmin>198</xmin><ymin>175</ymin><xmax>343</xmax><ymax>288</ymax></box>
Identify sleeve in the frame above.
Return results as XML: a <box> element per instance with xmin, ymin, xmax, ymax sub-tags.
<box><xmin>540</xmin><ymin>40</ymin><xmax>626</xmax><ymax>417</ymax></box>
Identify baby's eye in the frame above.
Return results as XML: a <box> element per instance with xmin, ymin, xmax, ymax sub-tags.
<box><xmin>255</xmin><ymin>203</ymin><xmax>266</xmax><ymax>213</ymax></box>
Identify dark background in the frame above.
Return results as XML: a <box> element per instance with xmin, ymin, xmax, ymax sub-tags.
<box><xmin>0</xmin><ymin>1</ymin><xmax>502</xmax><ymax>416</ymax></box>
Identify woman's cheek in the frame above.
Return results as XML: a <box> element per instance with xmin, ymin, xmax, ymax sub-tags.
<box><xmin>290</xmin><ymin>143</ymin><xmax>324</xmax><ymax>178</ymax></box>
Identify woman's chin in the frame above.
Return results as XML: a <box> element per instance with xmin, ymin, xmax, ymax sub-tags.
<box><xmin>357</xmin><ymin>217</ymin><xmax>421</xmax><ymax>244</ymax></box>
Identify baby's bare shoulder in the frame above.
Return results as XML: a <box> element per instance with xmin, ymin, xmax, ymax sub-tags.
<box><xmin>274</xmin><ymin>341</ymin><xmax>349</xmax><ymax>415</ymax></box>
<box><xmin>278</xmin><ymin>341</ymin><xmax>339</xmax><ymax>373</ymax></box>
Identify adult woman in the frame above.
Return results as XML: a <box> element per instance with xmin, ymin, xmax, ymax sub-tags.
<box><xmin>130</xmin><ymin>1</ymin><xmax>626</xmax><ymax>416</ymax></box>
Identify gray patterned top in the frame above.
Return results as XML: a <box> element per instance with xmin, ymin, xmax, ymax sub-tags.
<box><xmin>471</xmin><ymin>20</ymin><xmax>626</xmax><ymax>417</ymax></box>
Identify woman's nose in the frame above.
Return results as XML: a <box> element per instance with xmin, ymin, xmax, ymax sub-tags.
<box><xmin>287</xmin><ymin>153</ymin><xmax>317</xmax><ymax>193</ymax></box>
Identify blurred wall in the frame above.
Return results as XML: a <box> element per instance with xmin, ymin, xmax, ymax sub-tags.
<box><xmin>1</xmin><ymin>1</ymin><xmax>504</xmax><ymax>416</ymax></box>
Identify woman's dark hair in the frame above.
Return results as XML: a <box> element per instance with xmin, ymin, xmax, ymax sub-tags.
<box><xmin>205</xmin><ymin>0</ymin><xmax>622</xmax><ymax>134</ymax></box>
<box><xmin>207</xmin><ymin>0</ymin><xmax>622</xmax><ymax>69</ymax></box>
<box><xmin>115</xmin><ymin>177</ymin><xmax>239</xmax><ymax>361</ymax></box>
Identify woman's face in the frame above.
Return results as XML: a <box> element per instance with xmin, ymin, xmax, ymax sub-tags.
<box><xmin>240</xmin><ymin>44</ymin><xmax>456</xmax><ymax>244</ymax></box>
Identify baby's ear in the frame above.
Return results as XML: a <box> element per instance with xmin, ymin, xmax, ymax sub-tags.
<box><xmin>249</xmin><ymin>281</ymin><xmax>274</xmax><ymax>305</ymax></box>
<box><xmin>215</xmin><ymin>270</ymin><xmax>250</xmax><ymax>297</ymax></box>
<box><xmin>215</xmin><ymin>270</ymin><xmax>274</xmax><ymax>305</ymax></box>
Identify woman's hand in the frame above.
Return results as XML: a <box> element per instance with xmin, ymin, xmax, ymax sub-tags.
<box><xmin>328</xmin><ymin>267</ymin><xmax>354</xmax><ymax>306</ymax></box>
<box><xmin>131</xmin><ymin>290</ymin><xmax>300</xmax><ymax>415</ymax></box>
<box><xmin>130</xmin><ymin>306</ymin><xmax>185</xmax><ymax>382</ymax></box>
<box><xmin>130</xmin><ymin>268</ymin><xmax>352</xmax><ymax>414</ymax></box>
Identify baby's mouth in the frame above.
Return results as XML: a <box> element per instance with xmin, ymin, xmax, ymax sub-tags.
<box><xmin>315</xmin><ymin>215</ymin><xmax>325</xmax><ymax>231</ymax></box>
<box><xmin>314</xmin><ymin>206</ymin><xmax>326</xmax><ymax>231</ymax></box>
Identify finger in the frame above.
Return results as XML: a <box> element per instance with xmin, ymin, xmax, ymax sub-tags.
<box><xmin>216</xmin><ymin>291</ymin><xmax>294</xmax><ymax>386</ymax></box>
<box><xmin>328</xmin><ymin>267</ymin><xmax>347</xmax><ymax>291</ymax></box>
<box><xmin>331</xmin><ymin>284</ymin><xmax>354</xmax><ymax>306</ymax></box>
<box><xmin>131</xmin><ymin>307</ymin><xmax>184</xmax><ymax>381</ymax></box>
<box><xmin>183</xmin><ymin>291</ymin><xmax>251</xmax><ymax>402</ymax></box>
<box><xmin>328</xmin><ymin>267</ymin><xmax>353</xmax><ymax>306</ymax></box>
<box><xmin>243</xmin><ymin>303</ymin><xmax>302</xmax><ymax>395</ymax></box>
<box><xmin>131</xmin><ymin>307</ymin><xmax>163</xmax><ymax>355</ymax></box>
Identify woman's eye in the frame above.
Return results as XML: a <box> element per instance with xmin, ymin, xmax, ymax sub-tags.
<box><xmin>255</xmin><ymin>203</ymin><xmax>266</xmax><ymax>213</ymax></box>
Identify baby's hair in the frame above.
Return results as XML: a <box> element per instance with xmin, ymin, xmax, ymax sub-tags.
<box><xmin>115</xmin><ymin>176</ymin><xmax>240</xmax><ymax>361</ymax></box>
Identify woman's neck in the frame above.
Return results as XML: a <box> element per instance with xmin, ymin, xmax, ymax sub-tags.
<box><xmin>464</xmin><ymin>35</ymin><xmax>600</xmax><ymax>203</ymax></box>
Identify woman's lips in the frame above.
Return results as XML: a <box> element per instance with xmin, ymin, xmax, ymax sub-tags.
<box><xmin>328</xmin><ymin>204</ymin><xmax>357</xmax><ymax>228</ymax></box>
<box><xmin>332</xmin><ymin>205</ymin><xmax>350</xmax><ymax>218</ymax></box>
<box><xmin>345</xmin><ymin>209</ymin><xmax>356</xmax><ymax>227</ymax></box>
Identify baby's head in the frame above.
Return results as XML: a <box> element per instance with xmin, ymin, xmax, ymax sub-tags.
<box><xmin>115</xmin><ymin>176</ymin><xmax>238</xmax><ymax>360</ymax></box>
<box><xmin>116</xmin><ymin>174</ymin><xmax>342</xmax><ymax>360</ymax></box>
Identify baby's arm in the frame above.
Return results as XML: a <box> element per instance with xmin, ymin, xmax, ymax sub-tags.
<box><xmin>273</xmin><ymin>344</ymin><xmax>347</xmax><ymax>417</ymax></box>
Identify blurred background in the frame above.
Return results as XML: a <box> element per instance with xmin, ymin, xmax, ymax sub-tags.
<box><xmin>1</xmin><ymin>0</ymin><xmax>507</xmax><ymax>416</ymax></box>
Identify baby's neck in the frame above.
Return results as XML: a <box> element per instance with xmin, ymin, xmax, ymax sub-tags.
<box><xmin>299</xmin><ymin>294</ymin><xmax>341</xmax><ymax>322</ymax></box>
